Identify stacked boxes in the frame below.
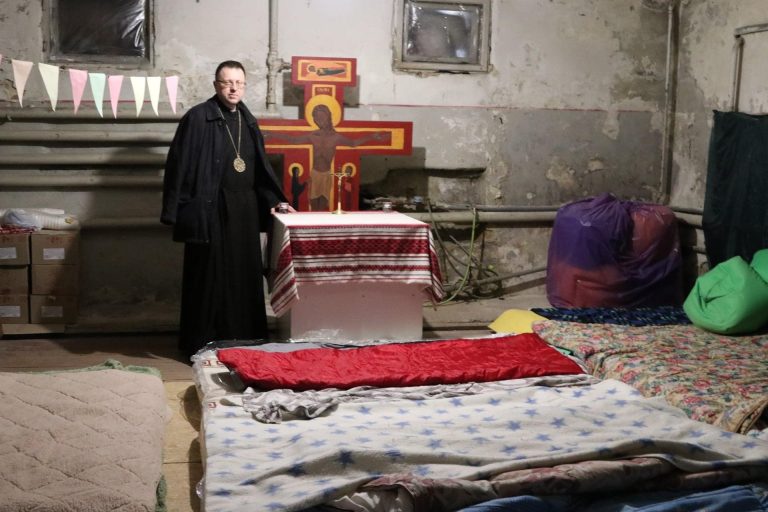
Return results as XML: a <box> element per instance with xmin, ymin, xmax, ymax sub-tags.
<box><xmin>29</xmin><ymin>230</ymin><xmax>80</xmax><ymax>324</ymax></box>
<box><xmin>0</xmin><ymin>232</ymin><xmax>31</xmax><ymax>323</ymax></box>
<box><xmin>0</xmin><ymin>229</ymin><xmax>79</xmax><ymax>326</ymax></box>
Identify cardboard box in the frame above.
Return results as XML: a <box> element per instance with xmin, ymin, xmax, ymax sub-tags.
<box><xmin>0</xmin><ymin>294</ymin><xmax>29</xmax><ymax>324</ymax></box>
<box><xmin>29</xmin><ymin>295</ymin><xmax>78</xmax><ymax>324</ymax></box>
<box><xmin>31</xmin><ymin>264</ymin><xmax>79</xmax><ymax>295</ymax></box>
<box><xmin>0</xmin><ymin>265</ymin><xmax>29</xmax><ymax>295</ymax></box>
<box><xmin>30</xmin><ymin>230</ymin><xmax>80</xmax><ymax>265</ymax></box>
<box><xmin>0</xmin><ymin>233</ymin><xmax>30</xmax><ymax>265</ymax></box>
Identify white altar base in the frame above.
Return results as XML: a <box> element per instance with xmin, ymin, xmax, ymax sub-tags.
<box><xmin>275</xmin><ymin>281</ymin><xmax>424</xmax><ymax>342</ymax></box>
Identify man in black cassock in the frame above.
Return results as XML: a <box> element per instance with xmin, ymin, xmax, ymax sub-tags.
<box><xmin>161</xmin><ymin>60</ymin><xmax>288</xmax><ymax>358</ymax></box>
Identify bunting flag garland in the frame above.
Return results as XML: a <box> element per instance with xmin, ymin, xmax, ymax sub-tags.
<box><xmin>165</xmin><ymin>75</ymin><xmax>178</xmax><ymax>114</ymax></box>
<box><xmin>147</xmin><ymin>76</ymin><xmax>161</xmax><ymax>115</ymax></box>
<box><xmin>2</xmin><ymin>52</ymin><xmax>180</xmax><ymax>116</ymax></box>
<box><xmin>108</xmin><ymin>74</ymin><xmax>124</xmax><ymax>119</ymax></box>
<box><xmin>38</xmin><ymin>63</ymin><xmax>60</xmax><ymax>111</ymax></box>
<box><xmin>89</xmin><ymin>72</ymin><xmax>106</xmax><ymax>117</ymax></box>
<box><xmin>68</xmin><ymin>68</ymin><xmax>88</xmax><ymax>114</ymax></box>
<box><xmin>129</xmin><ymin>76</ymin><xmax>146</xmax><ymax>117</ymax></box>
<box><xmin>11</xmin><ymin>59</ymin><xmax>34</xmax><ymax>107</ymax></box>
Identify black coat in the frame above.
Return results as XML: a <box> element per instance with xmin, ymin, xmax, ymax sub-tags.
<box><xmin>161</xmin><ymin>96</ymin><xmax>286</xmax><ymax>243</ymax></box>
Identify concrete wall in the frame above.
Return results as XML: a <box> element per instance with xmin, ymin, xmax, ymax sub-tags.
<box><xmin>671</xmin><ymin>0</ymin><xmax>768</xmax><ymax>208</ymax></box>
<box><xmin>0</xmin><ymin>0</ymin><xmax>675</xmax><ymax>330</ymax></box>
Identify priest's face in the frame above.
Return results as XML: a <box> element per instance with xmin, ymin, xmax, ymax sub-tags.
<box><xmin>214</xmin><ymin>66</ymin><xmax>246</xmax><ymax>111</ymax></box>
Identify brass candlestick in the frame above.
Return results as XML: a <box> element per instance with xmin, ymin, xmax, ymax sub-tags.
<box><xmin>331</xmin><ymin>167</ymin><xmax>352</xmax><ymax>215</ymax></box>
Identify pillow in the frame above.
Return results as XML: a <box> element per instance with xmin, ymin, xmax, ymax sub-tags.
<box><xmin>749</xmin><ymin>248</ymin><xmax>768</xmax><ymax>282</ymax></box>
<box><xmin>683</xmin><ymin>254</ymin><xmax>768</xmax><ymax>334</ymax></box>
<box><xmin>488</xmin><ymin>308</ymin><xmax>547</xmax><ymax>334</ymax></box>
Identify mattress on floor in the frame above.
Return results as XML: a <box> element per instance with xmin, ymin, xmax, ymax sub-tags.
<box><xmin>0</xmin><ymin>360</ymin><xmax>170</xmax><ymax>512</ymax></box>
<box><xmin>192</xmin><ymin>338</ymin><xmax>768</xmax><ymax>512</ymax></box>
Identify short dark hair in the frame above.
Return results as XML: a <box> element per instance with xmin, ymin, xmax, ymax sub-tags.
<box><xmin>215</xmin><ymin>60</ymin><xmax>246</xmax><ymax>79</ymax></box>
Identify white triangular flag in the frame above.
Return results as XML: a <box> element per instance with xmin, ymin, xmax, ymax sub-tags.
<box><xmin>147</xmin><ymin>76</ymin><xmax>161</xmax><ymax>116</ymax></box>
<box><xmin>38</xmin><ymin>63</ymin><xmax>60</xmax><ymax>111</ymax></box>
<box><xmin>130</xmin><ymin>76</ymin><xmax>146</xmax><ymax>117</ymax></box>
<box><xmin>89</xmin><ymin>73</ymin><xmax>106</xmax><ymax>117</ymax></box>
<box><xmin>108</xmin><ymin>75</ymin><xmax>124</xmax><ymax>118</ymax></box>
<box><xmin>11</xmin><ymin>59</ymin><xmax>34</xmax><ymax>107</ymax></box>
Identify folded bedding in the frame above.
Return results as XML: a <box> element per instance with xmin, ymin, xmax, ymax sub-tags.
<box><xmin>531</xmin><ymin>305</ymin><xmax>691</xmax><ymax>326</ymax></box>
<box><xmin>217</xmin><ymin>333</ymin><xmax>584</xmax><ymax>390</ymax></box>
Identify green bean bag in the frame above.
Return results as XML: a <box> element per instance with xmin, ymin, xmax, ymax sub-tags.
<box><xmin>683</xmin><ymin>249</ymin><xmax>768</xmax><ymax>334</ymax></box>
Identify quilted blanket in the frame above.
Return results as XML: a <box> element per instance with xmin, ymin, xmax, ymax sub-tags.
<box><xmin>217</xmin><ymin>333</ymin><xmax>584</xmax><ymax>390</ymax></box>
<box><xmin>0</xmin><ymin>361</ymin><xmax>170</xmax><ymax>512</ymax></box>
<box><xmin>532</xmin><ymin>320</ymin><xmax>768</xmax><ymax>434</ymax></box>
<box><xmin>200</xmin><ymin>376</ymin><xmax>768</xmax><ymax>511</ymax></box>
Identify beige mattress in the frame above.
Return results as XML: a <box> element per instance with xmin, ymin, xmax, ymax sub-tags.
<box><xmin>0</xmin><ymin>360</ymin><xmax>170</xmax><ymax>512</ymax></box>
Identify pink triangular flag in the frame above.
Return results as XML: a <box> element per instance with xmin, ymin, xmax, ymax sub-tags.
<box><xmin>11</xmin><ymin>59</ymin><xmax>34</xmax><ymax>107</ymax></box>
<box><xmin>108</xmin><ymin>75</ymin><xmax>124</xmax><ymax>118</ymax></box>
<box><xmin>165</xmin><ymin>76</ymin><xmax>179</xmax><ymax>114</ymax></box>
<box><xmin>68</xmin><ymin>68</ymin><xmax>89</xmax><ymax>114</ymax></box>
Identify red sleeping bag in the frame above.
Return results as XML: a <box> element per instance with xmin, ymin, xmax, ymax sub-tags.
<box><xmin>217</xmin><ymin>333</ymin><xmax>584</xmax><ymax>391</ymax></box>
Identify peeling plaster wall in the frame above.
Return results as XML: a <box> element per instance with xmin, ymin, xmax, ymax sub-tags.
<box><xmin>0</xmin><ymin>0</ymin><xmax>669</xmax><ymax>195</ymax></box>
<box><xmin>671</xmin><ymin>0</ymin><xmax>768</xmax><ymax>207</ymax></box>
<box><xmin>0</xmin><ymin>0</ymin><xmax>672</xmax><ymax>328</ymax></box>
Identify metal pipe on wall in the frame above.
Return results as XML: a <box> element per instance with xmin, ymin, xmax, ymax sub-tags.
<box><xmin>730</xmin><ymin>23</ymin><xmax>768</xmax><ymax>112</ymax></box>
<box><xmin>0</xmin><ymin>154</ymin><xmax>166</xmax><ymax>166</ymax></box>
<box><xmin>0</xmin><ymin>131</ymin><xmax>173</xmax><ymax>143</ymax></box>
<box><xmin>659</xmin><ymin>0</ymin><xmax>679</xmax><ymax>205</ymax></box>
<box><xmin>0</xmin><ymin>110</ymin><xmax>181</xmax><ymax>121</ymax></box>
<box><xmin>731</xmin><ymin>36</ymin><xmax>745</xmax><ymax>112</ymax></box>
<box><xmin>265</xmin><ymin>0</ymin><xmax>290</xmax><ymax>114</ymax></box>
<box><xmin>75</xmin><ymin>209</ymin><xmax>703</xmax><ymax>230</ymax></box>
<box><xmin>0</xmin><ymin>174</ymin><xmax>161</xmax><ymax>188</ymax></box>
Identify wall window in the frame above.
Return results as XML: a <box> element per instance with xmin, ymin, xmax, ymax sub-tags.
<box><xmin>394</xmin><ymin>0</ymin><xmax>491</xmax><ymax>73</ymax></box>
<box><xmin>47</xmin><ymin>0</ymin><xmax>151</xmax><ymax>64</ymax></box>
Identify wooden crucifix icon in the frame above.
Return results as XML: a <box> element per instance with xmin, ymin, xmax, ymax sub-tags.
<box><xmin>260</xmin><ymin>57</ymin><xmax>413</xmax><ymax>212</ymax></box>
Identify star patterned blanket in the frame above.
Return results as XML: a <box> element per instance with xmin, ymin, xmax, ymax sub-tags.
<box><xmin>198</xmin><ymin>372</ymin><xmax>768</xmax><ymax>512</ymax></box>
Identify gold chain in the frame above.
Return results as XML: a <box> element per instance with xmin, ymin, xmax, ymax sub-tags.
<box><xmin>217</xmin><ymin>106</ymin><xmax>245</xmax><ymax>172</ymax></box>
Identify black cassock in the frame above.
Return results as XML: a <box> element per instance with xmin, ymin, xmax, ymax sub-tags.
<box><xmin>179</xmin><ymin>109</ymin><xmax>269</xmax><ymax>356</ymax></box>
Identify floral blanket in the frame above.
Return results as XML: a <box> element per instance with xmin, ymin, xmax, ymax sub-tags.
<box><xmin>533</xmin><ymin>320</ymin><xmax>768</xmax><ymax>434</ymax></box>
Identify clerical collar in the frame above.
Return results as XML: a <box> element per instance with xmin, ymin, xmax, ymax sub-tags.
<box><xmin>215</xmin><ymin>97</ymin><xmax>238</xmax><ymax>114</ymax></box>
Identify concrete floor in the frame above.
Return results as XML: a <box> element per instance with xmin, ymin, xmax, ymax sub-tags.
<box><xmin>2</xmin><ymin>281</ymin><xmax>552</xmax><ymax>339</ymax></box>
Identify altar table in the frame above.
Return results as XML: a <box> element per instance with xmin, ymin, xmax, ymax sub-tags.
<box><xmin>268</xmin><ymin>211</ymin><xmax>444</xmax><ymax>341</ymax></box>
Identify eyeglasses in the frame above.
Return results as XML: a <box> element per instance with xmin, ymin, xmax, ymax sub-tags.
<box><xmin>216</xmin><ymin>80</ymin><xmax>246</xmax><ymax>89</ymax></box>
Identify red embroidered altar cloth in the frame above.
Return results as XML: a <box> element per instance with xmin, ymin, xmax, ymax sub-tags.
<box><xmin>269</xmin><ymin>212</ymin><xmax>444</xmax><ymax>317</ymax></box>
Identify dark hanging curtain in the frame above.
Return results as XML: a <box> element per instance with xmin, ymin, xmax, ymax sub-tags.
<box><xmin>703</xmin><ymin>110</ymin><xmax>768</xmax><ymax>267</ymax></box>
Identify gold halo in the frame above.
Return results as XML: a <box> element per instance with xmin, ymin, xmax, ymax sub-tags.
<box><xmin>304</xmin><ymin>94</ymin><xmax>342</xmax><ymax>129</ymax></box>
<box><xmin>340</xmin><ymin>163</ymin><xmax>357</xmax><ymax>178</ymax></box>
<box><xmin>287</xmin><ymin>162</ymin><xmax>305</xmax><ymax>177</ymax></box>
